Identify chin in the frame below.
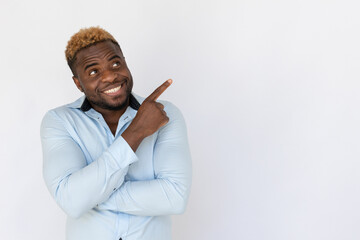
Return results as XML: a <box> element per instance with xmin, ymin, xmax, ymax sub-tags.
<box><xmin>106</xmin><ymin>102</ymin><xmax>128</xmax><ymax>110</ymax></box>
<box><xmin>94</xmin><ymin>95</ymin><xmax>130</xmax><ymax>111</ymax></box>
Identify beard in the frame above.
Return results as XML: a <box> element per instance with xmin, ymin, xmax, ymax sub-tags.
<box><xmin>87</xmin><ymin>83</ymin><xmax>132</xmax><ymax>111</ymax></box>
<box><xmin>89</xmin><ymin>95</ymin><xmax>130</xmax><ymax>110</ymax></box>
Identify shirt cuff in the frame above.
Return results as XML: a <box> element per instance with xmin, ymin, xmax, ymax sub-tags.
<box><xmin>106</xmin><ymin>136</ymin><xmax>138</xmax><ymax>169</ymax></box>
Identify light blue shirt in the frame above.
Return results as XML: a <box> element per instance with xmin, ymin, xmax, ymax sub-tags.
<box><xmin>40</xmin><ymin>94</ymin><xmax>192</xmax><ymax>240</ymax></box>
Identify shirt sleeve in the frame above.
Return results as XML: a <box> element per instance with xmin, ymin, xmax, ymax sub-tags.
<box><xmin>97</xmin><ymin>102</ymin><xmax>192</xmax><ymax>216</ymax></box>
<box><xmin>40</xmin><ymin>110</ymin><xmax>138</xmax><ymax>219</ymax></box>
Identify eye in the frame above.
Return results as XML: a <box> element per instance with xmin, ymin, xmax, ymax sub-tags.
<box><xmin>112</xmin><ymin>61</ymin><xmax>121</xmax><ymax>67</ymax></box>
<box><xmin>89</xmin><ymin>69</ymin><xmax>97</xmax><ymax>76</ymax></box>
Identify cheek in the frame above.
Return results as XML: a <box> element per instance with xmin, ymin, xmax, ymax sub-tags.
<box><xmin>118</xmin><ymin>69</ymin><xmax>130</xmax><ymax>77</ymax></box>
<box><xmin>119</xmin><ymin>65</ymin><xmax>131</xmax><ymax>75</ymax></box>
<box><xmin>82</xmin><ymin>81</ymin><xmax>99</xmax><ymax>94</ymax></box>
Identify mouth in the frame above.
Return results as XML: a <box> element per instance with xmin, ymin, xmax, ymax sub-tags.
<box><xmin>102</xmin><ymin>81</ymin><xmax>126</xmax><ymax>96</ymax></box>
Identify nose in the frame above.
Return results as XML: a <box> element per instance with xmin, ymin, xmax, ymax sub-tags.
<box><xmin>101</xmin><ymin>69</ymin><xmax>116</xmax><ymax>83</ymax></box>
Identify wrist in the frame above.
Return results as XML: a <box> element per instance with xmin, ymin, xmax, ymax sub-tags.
<box><xmin>121</xmin><ymin>125</ymin><xmax>146</xmax><ymax>152</ymax></box>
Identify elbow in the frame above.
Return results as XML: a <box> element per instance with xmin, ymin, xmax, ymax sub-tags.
<box><xmin>169</xmin><ymin>189</ymin><xmax>190</xmax><ymax>215</ymax></box>
<box><xmin>51</xmin><ymin>180</ymin><xmax>92</xmax><ymax>219</ymax></box>
<box><xmin>169</xmin><ymin>179</ymin><xmax>191</xmax><ymax>215</ymax></box>
<box><xmin>171</xmin><ymin>201</ymin><xmax>187</xmax><ymax>215</ymax></box>
<box><xmin>64</xmin><ymin>207</ymin><xmax>87</xmax><ymax>219</ymax></box>
<box><xmin>153</xmin><ymin>185</ymin><xmax>189</xmax><ymax>216</ymax></box>
<box><xmin>54</xmin><ymin>191</ymin><xmax>89</xmax><ymax>219</ymax></box>
<box><xmin>56</xmin><ymin>199</ymin><xmax>88</xmax><ymax>219</ymax></box>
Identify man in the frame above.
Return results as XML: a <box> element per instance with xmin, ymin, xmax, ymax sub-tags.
<box><xmin>40</xmin><ymin>27</ymin><xmax>192</xmax><ymax>240</ymax></box>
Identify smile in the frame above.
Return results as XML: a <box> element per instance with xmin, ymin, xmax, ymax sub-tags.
<box><xmin>104</xmin><ymin>85</ymin><xmax>121</xmax><ymax>94</ymax></box>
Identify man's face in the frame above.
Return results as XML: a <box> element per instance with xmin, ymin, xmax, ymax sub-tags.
<box><xmin>72</xmin><ymin>40</ymin><xmax>133</xmax><ymax>113</ymax></box>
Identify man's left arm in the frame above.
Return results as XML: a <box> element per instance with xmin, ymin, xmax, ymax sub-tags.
<box><xmin>98</xmin><ymin>102</ymin><xmax>192</xmax><ymax>216</ymax></box>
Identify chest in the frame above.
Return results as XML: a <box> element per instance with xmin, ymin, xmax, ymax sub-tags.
<box><xmin>68</xmin><ymin>115</ymin><xmax>157</xmax><ymax>181</ymax></box>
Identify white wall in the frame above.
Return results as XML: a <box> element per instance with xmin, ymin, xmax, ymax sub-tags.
<box><xmin>1</xmin><ymin>0</ymin><xmax>360</xmax><ymax>239</ymax></box>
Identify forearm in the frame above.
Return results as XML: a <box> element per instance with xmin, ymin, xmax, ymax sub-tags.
<box><xmin>42</xmin><ymin>118</ymin><xmax>138</xmax><ymax>219</ymax></box>
<box><xmin>98</xmin><ymin>175</ymin><xmax>191</xmax><ymax>216</ymax></box>
<box><xmin>121</xmin><ymin>125</ymin><xmax>146</xmax><ymax>152</ymax></box>
<box><xmin>98</xmin><ymin>134</ymin><xmax>192</xmax><ymax>216</ymax></box>
<box><xmin>99</xmin><ymin>102</ymin><xmax>192</xmax><ymax>216</ymax></box>
<box><xmin>49</xmin><ymin>142</ymin><xmax>135</xmax><ymax>218</ymax></box>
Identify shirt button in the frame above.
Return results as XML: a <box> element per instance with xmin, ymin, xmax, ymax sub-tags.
<box><xmin>113</xmin><ymin>188</ymin><xmax>116</xmax><ymax>191</ymax></box>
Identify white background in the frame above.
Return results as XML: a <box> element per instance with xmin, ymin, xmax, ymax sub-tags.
<box><xmin>1</xmin><ymin>0</ymin><xmax>360</xmax><ymax>239</ymax></box>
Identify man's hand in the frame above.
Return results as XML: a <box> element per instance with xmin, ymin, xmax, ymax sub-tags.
<box><xmin>122</xmin><ymin>79</ymin><xmax>173</xmax><ymax>151</ymax></box>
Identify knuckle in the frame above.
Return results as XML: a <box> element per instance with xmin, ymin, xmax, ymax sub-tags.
<box><xmin>156</xmin><ymin>102</ymin><xmax>164</xmax><ymax>108</ymax></box>
<box><xmin>143</xmin><ymin>99</ymin><xmax>153</xmax><ymax>105</ymax></box>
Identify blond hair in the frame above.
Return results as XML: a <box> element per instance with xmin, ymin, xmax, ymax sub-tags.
<box><xmin>65</xmin><ymin>26</ymin><xmax>119</xmax><ymax>69</ymax></box>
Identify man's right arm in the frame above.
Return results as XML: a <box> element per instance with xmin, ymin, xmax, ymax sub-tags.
<box><xmin>40</xmin><ymin>111</ymin><xmax>138</xmax><ymax>219</ymax></box>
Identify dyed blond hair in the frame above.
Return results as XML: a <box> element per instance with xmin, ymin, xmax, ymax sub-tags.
<box><xmin>65</xmin><ymin>26</ymin><xmax>119</xmax><ymax>71</ymax></box>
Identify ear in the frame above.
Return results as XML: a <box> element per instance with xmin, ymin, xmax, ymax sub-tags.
<box><xmin>72</xmin><ymin>76</ymin><xmax>84</xmax><ymax>92</ymax></box>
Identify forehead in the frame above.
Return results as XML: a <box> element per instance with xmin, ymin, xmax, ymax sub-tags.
<box><xmin>75</xmin><ymin>40</ymin><xmax>122</xmax><ymax>66</ymax></box>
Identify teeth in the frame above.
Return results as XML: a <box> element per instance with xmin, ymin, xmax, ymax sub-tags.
<box><xmin>104</xmin><ymin>85</ymin><xmax>121</xmax><ymax>94</ymax></box>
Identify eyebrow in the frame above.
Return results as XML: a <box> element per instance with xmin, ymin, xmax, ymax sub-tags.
<box><xmin>108</xmin><ymin>55</ymin><xmax>122</xmax><ymax>61</ymax></box>
<box><xmin>84</xmin><ymin>62</ymin><xmax>98</xmax><ymax>71</ymax></box>
<box><xmin>83</xmin><ymin>55</ymin><xmax>122</xmax><ymax>71</ymax></box>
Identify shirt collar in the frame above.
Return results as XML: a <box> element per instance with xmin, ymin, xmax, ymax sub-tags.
<box><xmin>68</xmin><ymin>93</ymin><xmax>141</xmax><ymax>112</ymax></box>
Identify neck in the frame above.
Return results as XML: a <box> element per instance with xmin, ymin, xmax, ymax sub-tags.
<box><xmin>93</xmin><ymin>104</ymin><xmax>129</xmax><ymax>136</ymax></box>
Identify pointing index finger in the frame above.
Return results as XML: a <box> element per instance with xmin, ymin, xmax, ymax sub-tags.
<box><xmin>147</xmin><ymin>79</ymin><xmax>173</xmax><ymax>101</ymax></box>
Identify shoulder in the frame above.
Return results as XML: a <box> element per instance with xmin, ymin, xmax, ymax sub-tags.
<box><xmin>132</xmin><ymin>93</ymin><xmax>184</xmax><ymax>121</ymax></box>
<box><xmin>41</xmin><ymin>97</ymin><xmax>84</xmax><ymax>129</ymax></box>
<box><xmin>160</xmin><ymin>100</ymin><xmax>183</xmax><ymax>120</ymax></box>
